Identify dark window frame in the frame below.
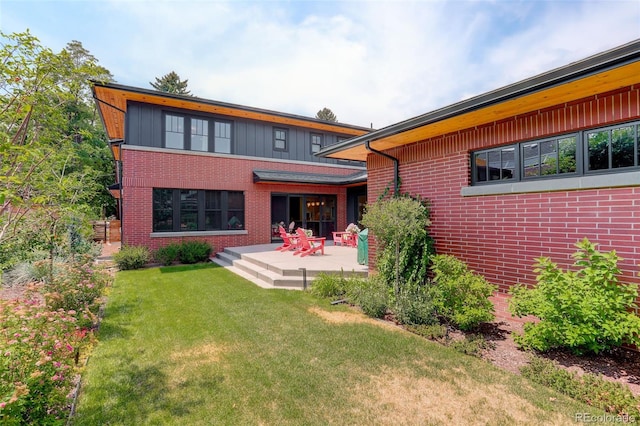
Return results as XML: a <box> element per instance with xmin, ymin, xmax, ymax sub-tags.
<box><xmin>471</xmin><ymin>120</ymin><xmax>640</xmax><ymax>186</ymax></box>
<box><xmin>162</xmin><ymin>111</ymin><xmax>234</xmax><ymax>154</ymax></box>
<box><xmin>310</xmin><ymin>133</ymin><xmax>323</xmax><ymax>154</ymax></box>
<box><xmin>273</xmin><ymin>128</ymin><xmax>288</xmax><ymax>152</ymax></box>
<box><xmin>152</xmin><ymin>188</ymin><xmax>245</xmax><ymax>232</ymax></box>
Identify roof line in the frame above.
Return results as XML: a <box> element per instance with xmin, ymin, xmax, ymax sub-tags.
<box><xmin>317</xmin><ymin>38</ymin><xmax>640</xmax><ymax>157</ymax></box>
<box><xmin>90</xmin><ymin>80</ymin><xmax>372</xmax><ymax>132</ymax></box>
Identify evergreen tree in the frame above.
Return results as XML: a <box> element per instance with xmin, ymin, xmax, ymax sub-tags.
<box><xmin>150</xmin><ymin>71</ymin><xmax>191</xmax><ymax>95</ymax></box>
<box><xmin>315</xmin><ymin>107</ymin><xmax>338</xmax><ymax>122</ymax></box>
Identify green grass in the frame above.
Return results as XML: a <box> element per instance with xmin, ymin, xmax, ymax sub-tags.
<box><xmin>73</xmin><ymin>264</ymin><xmax>602</xmax><ymax>425</ymax></box>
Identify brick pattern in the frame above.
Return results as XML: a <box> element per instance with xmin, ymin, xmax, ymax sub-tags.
<box><xmin>121</xmin><ymin>148</ymin><xmax>358</xmax><ymax>252</ymax></box>
<box><xmin>367</xmin><ymin>85</ymin><xmax>640</xmax><ymax>292</ymax></box>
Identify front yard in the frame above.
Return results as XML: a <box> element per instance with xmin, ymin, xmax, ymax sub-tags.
<box><xmin>73</xmin><ymin>263</ymin><xmax>603</xmax><ymax>425</ymax></box>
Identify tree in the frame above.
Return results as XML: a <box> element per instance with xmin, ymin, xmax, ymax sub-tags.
<box><xmin>150</xmin><ymin>71</ymin><xmax>191</xmax><ymax>95</ymax></box>
<box><xmin>315</xmin><ymin>107</ymin><xmax>337</xmax><ymax>122</ymax></box>
<box><xmin>0</xmin><ymin>31</ymin><xmax>114</xmax><ymax>269</ymax></box>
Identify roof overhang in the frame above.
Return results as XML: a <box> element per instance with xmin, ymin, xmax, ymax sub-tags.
<box><xmin>318</xmin><ymin>39</ymin><xmax>640</xmax><ymax>162</ymax></box>
<box><xmin>253</xmin><ymin>169</ymin><xmax>367</xmax><ymax>186</ymax></box>
<box><xmin>91</xmin><ymin>81</ymin><xmax>371</xmax><ymax>143</ymax></box>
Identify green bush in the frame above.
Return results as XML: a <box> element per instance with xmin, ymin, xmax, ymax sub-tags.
<box><xmin>393</xmin><ymin>281</ymin><xmax>436</xmax><ymax>325</ymax></box>
<box><xmin>177</xmin><ymin>241</ymin><xmax>212</xmax><ymax>264</ymax></box>
<box><xmin>113</xmin><ymin>245</ymin><xmax>150</xmax><ymax>270</ymax></box>
<box><xmin>346</xmin><ymin>275</ymin><xmax>388</xmax><ymax>318</ymax></box>
<box><xmin>509</xmin><ymin>238</ymin><xmax>640</xmax><ymax>354</ymax></box>
<box><xmin>449</xmin><ymin>334</ymin><xmax>491</xmax><ymax>357</ymax></box>
<box><xmin>521</xmin><ymin>357</ymin><xmax>640</xmax><ymax>417</ymax></box>
<box><xmin>429</xmin><ymin>254</ymin><xmax>497</xmax><ymax>331</ymax></box>
<box><xmin>154</xmin><ymin>243</ymin><xmax>181</xmax><ymax>266</ymax></box>
<box><xmin>405</xmin><ymin>323</ymin><xmax>448</xmax><ymax>340</ymax></box>
<box><xmin>309</xmin><ymin>273</ymin><xmax>349</xmax><ymax>299</ymax></box>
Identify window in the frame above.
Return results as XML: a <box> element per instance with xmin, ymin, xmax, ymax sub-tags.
<box><xmin>274</xmin><ymin>128</ymin><xmax>287</xmax><ymax>151</ymax></box>
<box><xmin>311</xmin><ymin>133</ymin><xmax>323</xmax><ymax>154</ymax></box>
<box><xmin>191</xmin><ymin>118</ymin><xmax>208</xmax><ymax>152</ymax></box>
<box><xmin>165</xmin><ymin>115</ymin><xmax>184</xmax><ymax>149</ymax></box>
<box><xmin>164</xmin><ymin>113</ymin><xmax>233</xmax><ymax>153</ymax></box>
<box><xmin>471</xmin><ymin>121</ymin><xmax>640</xmax><ymax>186</ymax></box>
<box><xmin>153</xmin><ymin>189</ymin><xmax>245</xmax><ymax>232</ymax></box>
<box><xmin>215</xmin><ymin>121</ymin><xmax>231</xmax><ymax>154</ymax></box>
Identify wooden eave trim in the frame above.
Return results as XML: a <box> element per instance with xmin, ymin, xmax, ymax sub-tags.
<box><xmin>325</xmin><ymin>62</ymin><xmax>640</xmax><ymax>161</ymax></box>
<box><xmin>93</xmin><ymin>86</ymin><xmax>368</xmax><ymax>141</ymax></box>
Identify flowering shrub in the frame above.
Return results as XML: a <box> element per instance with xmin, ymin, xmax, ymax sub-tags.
<box><xmin>0</xmin><ymin>299</ymin><xmax>89</xmax><ymax>424</ymax></box>
<box><xmin>40</xmin><ymin>256</ymin><xmax>111</xmax><ymax>329</ymax></box>
<box><xmin>345</xmin><ymin>223</ymin><xmax>360</xmax><ymax>234</ymax></box>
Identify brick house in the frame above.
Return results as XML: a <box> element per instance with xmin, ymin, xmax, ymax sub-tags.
<box><xmin>319</xmin><ymin>40</ymin><xmax>640</xmax><ymax>292</ymax></box>
<box><xmin>92</xmin><ymin>82</ymin><xmax>369</xmax><ymax>252</ymax></box>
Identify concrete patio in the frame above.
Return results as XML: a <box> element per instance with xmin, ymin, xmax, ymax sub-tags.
<box><xmin>211</xmin><ymin>243</ymin><xmax>368</xmax><ymax>290</ymax></box>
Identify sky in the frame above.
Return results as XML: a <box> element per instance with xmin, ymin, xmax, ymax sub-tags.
<box><xmin>1</xmin><ymin>0</ymin><xmax>639</xmax><ymax>129</ymax></box>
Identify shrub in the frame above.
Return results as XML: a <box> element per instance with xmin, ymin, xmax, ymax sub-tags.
<box><xmin>1</xmin><ymin>262</ymin><xmax>39</xmax><ymax>287</ymax></box>
<box><xmin>449</xmin><ymin>334</ymin><xmax>491</xmax><ymax>357</ymax></box>
<box><xmin>509</xmin><ymin>238</ymin><xmax>640</xmax><ymax>354</ymax></box>
<box><xmin>154</xmin><ymin>243</ymin><xmax>181</xmax><ymax>266</ymax></box>
<box><xmin>309</xmin><ymin>273</ymin><xmax>349</xmax><ymax>299</ymax></box>
<box><xmin>346</xmin><ymin>275</ymin><xmax>388</xmax><ymax>318</ymax></box>
<box><xmin>0</xmin><ymin>299</ymin><xmax>89</xmax><ymax>424</ymax></box>
<box><xmin>177</xmin><ymin>241</ymin><xmax>212</xmax><ymax>264</ymax></box>
<box><xmin>521</xmin><ymin>357</ymin><xmax>640</xmax><ymax>417</ymax></box>
<box><xmin>113</xmin><ymin>245</ymin><xmax>150</xmax><ymax>270</ymax></box>
<box><xmin>429</xmin><ymin>254</ymin><xmax>496</xmax><ymax>331</ymax></box>
<box><xmin>41</xmin><ymin>257</ymin><xmax>112</xmax><ymax>328</ymax></box>
<box><xmin>405</xmin><ymin>323</ymin><xmax>448</xmax><ymax>340</ymax></box>
<box><xmin>393</xmin><ymin>281</ymin><xmax>436</xmax><ymax>325</ymax></box>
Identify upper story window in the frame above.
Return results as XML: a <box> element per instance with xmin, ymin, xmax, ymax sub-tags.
<box><xmin>311</xmin><ymin>133</ymin><xmax>323</xmax><ymax>154</ymax></box>
<box><xmin>471</xmin><ymin>120</ymin><xmax>640</xmax><ymax>185</ymax></box>
<box><xmin>191</xmin><ymin>118</ymin><xmax>208</xmax><ymax>152</ymax></box>
<box><xmin>165</xmin><ymin>115</ymin><xmax>184</xmax><ymax>149</ymax></box>
<box><xmin>163</xmin><ymin>112</ymin><xmax>233</xmax><ymax>153</ymax></box>
<box><xmin>274</xmin><ymin>128</ymin><xmax>288</xmax><ymax>151</ymax></box>
<box><xmin>215</xmin><ymin>121</ymin><xmax>231</xmax><ymax>154</ymax></box>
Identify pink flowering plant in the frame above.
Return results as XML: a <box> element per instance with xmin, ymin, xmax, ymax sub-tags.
<box><xmin>39</xmin><ymin>255</ymin><xmax>111</xmax><ymax>328</ymax></box>
<box><xmin>0</xmin><ymin>298</ymin><xmax>88</xmax><ymax>424</ymax></box>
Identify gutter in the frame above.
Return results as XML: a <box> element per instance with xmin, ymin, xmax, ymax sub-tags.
<box><xmin>365</xmin><ymin>141</ymin><xmax>399</xmax><ymax>196</ymax></box>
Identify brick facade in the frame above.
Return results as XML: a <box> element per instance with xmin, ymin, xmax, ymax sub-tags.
<box><xmin>367</xmin><ymin>85</ymin><xmax>640</xmax><ymax>292</ymax></box>
<box><xmin>121</xmin><ymin>147</ymin><xmax>359</xmax><ymax>252</ymax></box>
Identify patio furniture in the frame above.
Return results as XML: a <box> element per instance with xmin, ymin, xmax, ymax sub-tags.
<box><xmin>275</xmin><ymin>226</ymin><xmax>300</xmax><ymax>252</ymax></box>
<box><xmin>332</xmin><ymin>231</ymin><xmax>348</xmax><ymax>246</ymax></box>
<box><xmin>332</xmin><ymin>231</ymin><xmax>357</xmax><ymax>247</ymax></box>
<box><xmin>293</xmin><ymin>227</ymin><xmax>326</xmax><ymax>257</ymax></box>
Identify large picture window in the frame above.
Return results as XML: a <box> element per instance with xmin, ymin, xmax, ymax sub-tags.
<box><xmin>471</xmin><ymin>121</ymin><xmax>640</xmax><ymax>185</ymax></box>
<box><xmin>153</xmin><ymin>189</ymin><xmax>245</xmax><ymax>232</ymax></box>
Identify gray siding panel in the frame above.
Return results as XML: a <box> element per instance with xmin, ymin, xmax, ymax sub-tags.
<box><xmin>125</xmin><ymin>102</ymin><xmax>360</xmax><ymax>165</ymax></box>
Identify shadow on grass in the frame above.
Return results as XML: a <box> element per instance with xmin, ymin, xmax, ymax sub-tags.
<box><xmin>159</xmin><ymin>263</ymin><xmax>220</xmax><ymax>273</ymax></box>
<box><xmin>75</xmin><ymin>354</ymin><xmax>208</xmax><ymax>424</ymax></box>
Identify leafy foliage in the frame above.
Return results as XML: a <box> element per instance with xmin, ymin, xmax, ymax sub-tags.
<box><xmin>315</xmin><ymin>107</ymin><xmax>338</xmax><ymax>122</ymax></box>
<box><xmin>0</xmin><ymin>31</ymin><xmax>115</xmax><ymax>270</ymax></box>
<box><xmin>309</xmin><ymin>273</ymin><xmax>349</xmax><ymax>299</ymax></box>
<box><xmin>113</xmin><ymin>246</ymin><xmax>151</xmax><ymax>270</ymax></box>
<box><xmin>150</xmin><ymin>71</ymin><xmax>191</xmax><ymax>95</ymax></box>
<box><xmin>429</xmin><ymin>254</ymin><xmax>496</xmax><ymax>331</ymax></box>
<box><xmin>509</xmin><ymin>238</ymin><xmax>640</xmax><ymax>354</ymax></box>
<box><xmin>154</xmin><ymin>243</ymin><xmax>181</xmax><ymax>266</ymax></box>
<box><xmin>346</xmin><ymin>275</ymin><xmax>388</xmax><ymax>318</ymax></box>
<box><xmin>393</xmin><ymin>281</ymin><xmax>436</xmax><ymax>326</ymax></box>
<box><xmin>521</xmin><ymin>357</ymin><xmax>640</xmax><ymax>417</ymax></box>
<box><xmin>177</xmin><ymin>241</ymin><xmax>212</xmax><ymax>264</ymax></box>
<box><xmin>361</xmin><ymin>196</ymin><xmax>433</xmax><ymax>298</ymax></box>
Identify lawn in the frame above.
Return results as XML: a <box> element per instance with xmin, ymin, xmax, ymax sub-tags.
<box><xmin>72</xmin><ymin>264</ymin><xmax>601</xmax><ymax>425</ymax></box>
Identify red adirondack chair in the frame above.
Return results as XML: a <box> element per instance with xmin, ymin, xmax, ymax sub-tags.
<box><xmin>293</xmin><ymin>227</ymin><xmax>326</xmax><ymax>257</ymax></box>
<box><xmin>276</xmin><ymin>226</ymin><xmax>301</xmax><ymax>252</ymax></box>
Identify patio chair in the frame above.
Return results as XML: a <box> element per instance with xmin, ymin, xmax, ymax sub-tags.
<box><xmin>293</xmin><ymin>227</ymin><xmax>326</xmax><ymax>257</ymax></box>
<box><xmin>275</xmin><ymin>226</ymin><xmax>299</xmax><ymax>251</ymax></box>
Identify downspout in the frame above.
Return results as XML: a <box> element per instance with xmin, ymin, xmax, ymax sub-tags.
<box><xmin>365</xmin><ymin>140</ymin><xmax>399</xmax><ymax>196</ymax></box>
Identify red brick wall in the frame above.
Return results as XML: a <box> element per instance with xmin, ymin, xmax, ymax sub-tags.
<box><xmin>121</xmin><ymin>148</ymin><xmax>358</xmax><ymax>252</ymax></box>
<box><xmin>367</xmin><ymin>85</ymin><xmax>640</xmax><ymax>292</ymax></box>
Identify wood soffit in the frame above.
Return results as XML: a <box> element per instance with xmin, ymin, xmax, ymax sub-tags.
<box><xmin>325</xmin><ymin>61</ymin><xmax>640</xmax><ymax>161</ymax></box>
<box><xmin>93</xmin><ymin>85</ymin><xmax>369</xmax><ymax>141</ymax></box>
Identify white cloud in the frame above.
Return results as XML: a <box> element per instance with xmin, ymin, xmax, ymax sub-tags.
<box><xmin>3</xmin><ymin>0</ymin><xmax>639</xmax><ymax>128</ymax></box>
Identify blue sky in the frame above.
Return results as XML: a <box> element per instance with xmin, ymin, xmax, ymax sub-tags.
<box><xmin>1</xmin><ymin>0</ymin><xmax>639</xmax><ymax>128</ymax></box>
